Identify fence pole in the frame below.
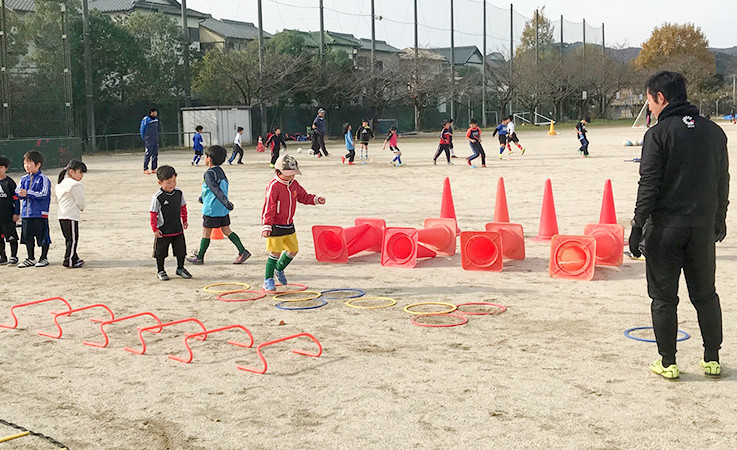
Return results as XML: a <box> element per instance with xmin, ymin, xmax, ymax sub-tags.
<box><xmin>82</xmin><ymin>0</ymin><xmax>96</xmax><ymax>150</ymax></box>
<box><xmin>180</xmin><ymin>0</ymin><xmax>191</xmax><ymax>107</ymax></box>
<box><xmin>60</xmin><ymin>3</ymin><xmax>74</xmax><ymax>137</ymax></box>
<box><xmin>482</xmin><ymin>0</ymin><xmax>486</xmax><ymax>128</ymax></box>
<box><xmin>449</xmin><ymin>0</ymin><xmax>455</xmax><ymax>120</ymax></box>
<box><xmin>509</xmin><ymin>3</ymin><xmax>513</xmax><ymax>116</ymax></box>
<box><xmin>0</xmin><ymin>0</ymin><xmax>11</xmax><ymax>139</ymax></box>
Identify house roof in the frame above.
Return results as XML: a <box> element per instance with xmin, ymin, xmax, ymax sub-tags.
<box><xmin>427</xmin><ymin>46</ymin><xmax>483</xmax><ymax>65</ymax></box>
<box><xmin>357</xmin><ymin>38</ymin><xmax>402</xmax><ymax>53</ymax></box>
<box><xmin>5</xmin><ymin>0</ymin><xmax>36</xmax><ymax>12</ymax></box>
<box><xmin>88</xmin><ymin>0</ymin><xmax>210</xmax><ymax>19</ymax></box>
<box><xmin>200</xmin><ymin>18</ymin><xmax>272</xmax><ymax>40</ymax></box>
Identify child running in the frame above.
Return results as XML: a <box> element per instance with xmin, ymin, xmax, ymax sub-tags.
<box><xmin>356</xmin><ymin>119</ymin><xmax>374</xmax><ymax>160</ymax></box>
<box><xmin>0</xmin><ymin>155</ymin><xmax>20</xmax><ymax>265</ymax></box>
<box><xmin>55</xmin><ymin>160</ymin><xmax>87</xmax><ymax>268</ymax></box>
<box><xmin>383</xmin><ymin>126</ymin><xmax>404</xmax><ymax>166</ymax></box>
<box><xmin>192</xmin><ymin>125</ymin><xmax>204</xmax><ymax>166</ymax></box>
<box><xmin>492</xmin><ymin>117</ymin><xmax>511</xmax><ymax>159</ymax></box>
<box><xmin>15</xmin><ymin>150</ymin><xmax>52</xmax><ymax>268</ymax></box>
<box><xmin>150</xmin><ymin>165</ymin><xmax>190</xmax><ymax>281</ymax></box>
<box><xmin>576</xmin><ymin>117</ymin><xmax>590</xmax><ymax>158</ymax></box>
<box><xmin>466</xmin><ymin>119</ymin><xmax>486</xmax><ymax>167</ymax></box>
<box><xmin>228</xmin><ymin>127</ymin><xmax>244</xmax><ymax>165</ymax></box>
<box><xmin>433</xmin><ymin>120</ymin><xmax>453</xmax><ymax>165</ymax></box>
<box><xmin>261</xmin><ymin>154</ymin><xmax>325</xmax><ymax>291</ymax></box>
<box><xmin>342</xmin><ymin>123</ymin><xmax>356</xmax><ymax>165</ymax></box>
<box><xmin>505</xmin><ymin>115</ymin><xmax>525</xmax><ymax>155</ymax></box>
<box><xmin>187</xmin><ymin>145</ymin><xmax>251</xmax><ymax>265</ymax></box>
<box><xmin>266</xmin><ymin>127</ymin><xmax>288</xmax><ymax>168</ymax></box>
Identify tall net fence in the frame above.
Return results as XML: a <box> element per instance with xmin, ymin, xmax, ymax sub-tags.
<box><xmin>0</xmin><ymin>0</ymin><xmax>74</xmax><ymax>139</ymax></box>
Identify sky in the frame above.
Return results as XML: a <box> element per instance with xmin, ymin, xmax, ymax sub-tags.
<box><xmin>187</xmin><ymin>0</ymin><xmax>736</xmax><ymax>51</ymax></box>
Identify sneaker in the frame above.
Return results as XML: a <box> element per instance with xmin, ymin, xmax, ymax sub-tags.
<box><xmin>157</xmin><ymin>270</ymin><xmax>169</xmax><ymax>281</ymax></box>
<box><xmin>186</xmin><ymin>254</ymin><xmax>204</xmax><ymax>265</ymax></box>
<box><xmin>8</xmin><ymin>256</ymin><xmax>18</xmax><ymax>265</ymax></box>
<box><xmin>481</xmin><ymin>165</ymin><xmax>486</xmax><ymax>168</ymax></box>
<box><xmin>433</xmin><ymin>159</ymin><xmax>437</xmax><ymax>165</ymax></box>
<box><xmin>234</xmin><ymin>250</ymin><xmax>251</xmax><ymax>264</ymax></box>
<box><xmin>191</xmin><ymin>161</ymin><xmax>194</xmax><ymax>166</ymax></box>
<box><xmin>18</xmin><ymin>258</ymin><xmax>36</xmax><ymax>268</ymax></box>
<box><xmin>274</xmin><ymin>269</ymin><xmax>287</xmax><ymax>285</ymax></box>
<box><xmin>649</xmin><ymin>359</ymin><xmax>679</xmax><ymax>380</ymax></box>
<box><xmin>228</xmin><ymin>161</ymin><xmax>232</xmax><ymax>165</ymax></box>
<box><xmin>72</xmin><ymin>259</ymin><xmax>85</xmax><ymax>268</ymax></box>
<box><xmin>447</xmin><ymin>161</ymin><xmax>453</xmax><ymax>165</ymax></box>
<box><xmin>176</xmin><ymin>267</ymin><xmax>192</xmax><ymax>279</ymax></box>
<box><xmin>317</xmin><ymin>153</ymin><xmax>322</xmax><ymax>158</ymax></box>
<box><xmin>521</xmin><ymin>148</ymin><xmax>526</xmax><ymax>155</ymax></box>
<box><xmin>347</xmin><ymin>162</ymin><xmax>355</xmax><ymax>165</ymax></box>
<box><xmin>0</xmin><ymin>255</ymin><xmax>7</xmax><ymax>265</ymax></box>
<box><xmin>263</xmin><ymin>277</ymin><xmax>276</xmax><ymax>292</ymax></box>
<box><xmin>341</xmin><ymin>156</ymin><xmax>345</xmax><ymax>164</ymax></box>
<box><xmin>399</xmin><ymin>162</ymin><xmax>406</xmax><ymax>166</ymax></box>
<box><xmin>237</xmin><ymin>162</ymin><xmax>244</xmax><ymax>164</ymax></box>
<box><xmin>499</xmin><ymin>154</ymin><xmax>503</xmax><ymax>160</ymax></box>
<box><xmin>269</xmin><ymin>163</ymin><xmax>275</xmax><ymax>168</ymax></box>
<box><xmin>324</xmin><ymin>152</ymin><xmax>330</xmax><ymax>157</ymax></box>
<box><xmin>451</xmin><ymin>155</ymin><xmax>458</xmax><ymax>158</ymax></box>
<box><xmin>35</xmin><ymin>258</ymin><xmax>49</xmax><ymax>268</ymax></box>
<box><xmin>470</xmin><ymin>165</ymin><xmax>477</xmax><ymax>168</ymax></box>
<box><xmin>466</xmin><ymin>158</ymin><xmax>471</xmax><ymax>166</ymax></box>
<box><xmin>700</xmin><ymin>359</ymin><xmax>721</xmax><ymax>377</ymax></box>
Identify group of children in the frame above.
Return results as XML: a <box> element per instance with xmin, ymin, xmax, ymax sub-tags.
<box><xmin>0</xmin><ymin>152</ymin><xmax>87</xmax><ymax>269</ymax></box>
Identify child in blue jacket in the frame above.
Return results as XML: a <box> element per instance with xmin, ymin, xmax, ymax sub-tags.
<box><xmin>187</xmin><ymin>145</ymin><xmax>251</xmax><ymax>265</ymax></box>
<box><xmin>15</xmin><ymin>150</ymin><xmax>52</xmax><ymax>267</ymax></box>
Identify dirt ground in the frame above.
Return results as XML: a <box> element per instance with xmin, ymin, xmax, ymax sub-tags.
<box><xmin>1</xmin><ymin>122</ymin><xmax>736</xmax><ymax>448</ymax></box>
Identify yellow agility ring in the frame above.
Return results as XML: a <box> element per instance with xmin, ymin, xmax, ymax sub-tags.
<box><xmin>203</xmin><ymin>282</ymin><xmax>251</xmax><ymax>293</ymax></box>
<box><xmin>272</xmin><ymin>291</ymin><xmax>322</xmax><ymax>303</ymax></box>
<box><xmin>345</xmin><ymin>296</ymin><xmax>397</xmax><ymax>309</ymax></box>
<box><xmin>403</xmin><ymin>302</ymin><xmax>457</xmax><ymax>315</ymax></box>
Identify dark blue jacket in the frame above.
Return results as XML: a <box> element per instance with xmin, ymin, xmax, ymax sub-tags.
<box><xmin>140</xmin><ymin>114</ymin><xmax>159</xmax><ymax>148</ymax></box>
<box><xmin>313</xmin><ymin>115</ymin><xmax>327</xmax><ymax>136</ymax></box>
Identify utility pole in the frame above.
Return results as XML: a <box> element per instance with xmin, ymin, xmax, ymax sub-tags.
<box><xmin>481</xmin><ymin>0</ymin><xmax>487</xmax><ymax>127</ymax></box>
<box><xmin>534</xmin><ymin>8</ymin><xmax>539</xmax><ymax>122</ymax></box>
<box><xmin>370</xmin><ymin>0</ymin><xmax>376</xmax><ymax>70</ymax></box>
<box><xmin>0</xmin><ymin>0</ymin><xmax>10</xmax><ymax>139</ymax></box>
<box><xmin>559</xmin><ymin>15</ymin><xmax>564</xmax><ymax>122</ymax></box>
<box><xmin>601</xmin><ymin>23</ymin><xmax>605</xmax><ymax>55</ymax></box>
<box><xmin>319</xmin><ymin>0</ymin><xmax>325</xmax><ymax>70</ymax></box>
<box><xmin>732</xmin><ymin>75</ymin><xmax>736</xmax><ymax>107</ymax></box>
<box><xmin>413</xmin><ymin>0</ymin><xmax>419</xmax><ymax>131</ymax></box>
<box><xmin>82</xmin><ymin>0</ymin><xmax>95</xmax><ymax>150</ymax></box>
<box><xmin>180</xmin><ymin>0</ymin><xmax>191</xmax><ymax>107</ymax></box>
<box><xmin>509</xmin><ymin>3</ymin><xmax>513</xmax><ymax>116</ymax></box>
<box><xmin>582</xmin><ymin>19</ymin><xmax>586</xmax><ymax>71</ymax></box>
<box><xmin>257</xmin><ymin>0</ymin><xmax>266</xmax><ymax>136</ymax></box>
<box><xmin>449</xmin><ymin>0</ymin><xmax>455</xmax><ymax>120</ymax></box>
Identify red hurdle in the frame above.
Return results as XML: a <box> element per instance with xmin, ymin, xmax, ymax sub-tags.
<box><xmin>168</xmin><ymin>324</ymin><xmax>255</xmax><ymax>364</ymax></box>
<box><xmin>37</xmin><ymin>303</ymin><xmax>115</xmax><ymax>339</ymax></box>
<box><xmin>125</xmin><ymin>318</ymin><xmax>208</xmax><ymax>355</ymax></box>
<box><xmin>84</xmin><ymin>312</ymin><xmax>164</xmax><ymax>348</ymax></box>
<box><xmin>236</xmin><ymin>333</ymin><xmax>322</xmax><ymax>374</ymax></box>
<box><xmin>0</xmin><ymin>297</ymin><xmax>72</xmax><ymax>330</ymax></box>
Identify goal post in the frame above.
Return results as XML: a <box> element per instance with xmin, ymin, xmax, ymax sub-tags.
<box><xmin>632</xmin><ymin>101</ymin><xmax>650</xmax><ymax>128</ymax></box>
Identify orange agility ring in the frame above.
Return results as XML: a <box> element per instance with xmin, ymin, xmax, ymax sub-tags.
<box><xmin>217</xmin><ymin>290</ymin><xmax>266</xmax><ymax>302</ymax></box>
<box><xmin>411</xmin><ymin>313</ymin><xmax>469</xmax><ymax>328</ymax></box>
<box><xmin>403</xmin><ymin>302</ymin><xmax>457</xmax><ymax>315</ymax></box>
<box><xmin>455</xmin><ymin>302</ymin><xmax>507</xmax><ymax>316</ymax></box>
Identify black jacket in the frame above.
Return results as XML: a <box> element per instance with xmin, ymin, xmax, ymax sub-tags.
<box><xmin>634</xmin><ymin>102</ymin><xmax>729</xmax><ymax>228</ymax></box>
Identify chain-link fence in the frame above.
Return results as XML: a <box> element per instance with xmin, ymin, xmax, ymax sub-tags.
<box><xmin>0</xmin><ymin>0</ymin><xmax>74</xmax><ymax>139</ymax></box>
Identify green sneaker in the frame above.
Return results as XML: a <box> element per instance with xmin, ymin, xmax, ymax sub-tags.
<box><xmin>649</xmin><ymin>359</ymin><xmax>679</xmax><ymax>380</ymax></box>
<box><xmin>700</xmin><ymin>360</ymin><xmax>721</xmax><ymax>377</ymax></box>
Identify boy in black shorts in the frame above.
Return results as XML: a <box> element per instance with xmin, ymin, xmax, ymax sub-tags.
<box><xmin>187</xmin><ymin>145</ymin><xmax>251</xmax><ymax>265</ymax></box>
<box><xmin>15</xmin><ymin>150</ymin><xmax>52</xmax><ymax>267</ymax></box>
<box><xmin>150</xmin><ymin>165</ymin><xmax>191</xmax><ymax>281</ymax></box>
<box><xmin>0</xmin><ymin>155</ymin><xmax>20</xmax><ymax>265</ymax></box>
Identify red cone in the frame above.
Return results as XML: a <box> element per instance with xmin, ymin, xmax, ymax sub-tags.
<box><xmin>440</xmin><ymin>177</ymin><xmax>461</xmax><ymax>235</ymax></box>
<box><xmin>599</xmin><ymin>179</ymin><xmax>617</xmax><ymax>224</ymax></box>
<box><xmin>533</xmin><ymin>179</ymin><xmax>559</xmax><ymax>241</ymax></box>
<box><xmin>494</xmin><ymin>177</ymin><xmax>510</xmax><ymax>222</ymax></box>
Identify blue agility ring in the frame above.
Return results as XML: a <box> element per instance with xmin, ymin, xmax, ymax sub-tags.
<box><xmin>624</xmin><ymin>326</ymin><xmax>690</xmax><ymax>343</ymax></box>
<box><xmin>276</xmin><ymin>299</ymin><xmax>328</xmax><ymax>311</ymax></box>
<box><xmin>319</xmin><ymin>289</ymin><xmax>365</xmax><ymax>300</ymax></box>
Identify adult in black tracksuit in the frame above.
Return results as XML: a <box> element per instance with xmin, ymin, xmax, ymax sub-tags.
<box><xmin>630</xmin><ymin>71</ymin><xmax>730</xmax><ymax>379</ymax></box>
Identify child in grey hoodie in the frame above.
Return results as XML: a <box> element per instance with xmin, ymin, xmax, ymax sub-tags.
<box><xmin>55</xmin><ymin>160</ymin><xmax>87</xmax><ymax>268</ymax></box>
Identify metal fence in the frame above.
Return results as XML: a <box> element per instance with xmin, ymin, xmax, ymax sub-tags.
<box><xmin>91</xmin><ymin>131</ymin><xmax>212</xmax><ymax>153</ymax></box>
<box><xmin>0</xmin><ymin>0</ymin><xmax>74</xmax><ymax>139</ymax></box>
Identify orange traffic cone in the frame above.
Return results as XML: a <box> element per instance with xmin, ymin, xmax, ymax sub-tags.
<box><xmin>256</xmin><ymin>136</ymin><xmax>266</xmax><ymax>152</ymax></box>
<box><xmin>533</xmin><ymin>179</ymin><xmax>559</xmax><ymax>241</ymax></box>
<box><xmin>494</xmin><ymin>177</ymin><xmax>510</xmax><ymax>223</ymax></box>
<box><xmin>211</xmin><ymin>227</ymin><xmax>225</xmax><ymax>240</ymax></box>
<box><xmin>548</xmin><ymin>121</ymin><xmax>557</xmax><ymax>135</ymax></box>
<box><xmin>599</xmin><ymin>179</ymin><xmax>617</xmax><ymax>224</ymax></box>
<box><xmin>440</xmin><ymin>177</ymin><xmax>461</xmax><ymax>236</ymax></box>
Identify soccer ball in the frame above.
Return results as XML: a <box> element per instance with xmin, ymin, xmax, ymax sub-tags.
<box><xmin>635</xmin><ymin>140</ymin><xmax>643</xmax><ymax>146</ymax></box>
<box><xmin>297</xmin><ymin>148</ymin><xmax>302</xmax><ymax>153</ymax></box>
<box><xmin>307</xmin><ymin>149</ymin><xmax>315</xmax><ymax>155</ymax></box>
<box><xmin>623</xmin><ymin>140</ymin><xmax>633</xmax><ymax>146</ymax></box>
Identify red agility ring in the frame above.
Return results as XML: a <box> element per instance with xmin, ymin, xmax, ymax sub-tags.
<box><xmin>455</xmin><ymin>302</ymin><xmax>507</xmax><ymax>316</ymax></box>
<box><xmin>216</xmin><ymin>290</ymin><xmax>267</xmax><ymax>302</ymax></box>
<box><xmin>410</xmin><ymin>313</ymin><xmax>469</xmax><ymax>328</ymax></box>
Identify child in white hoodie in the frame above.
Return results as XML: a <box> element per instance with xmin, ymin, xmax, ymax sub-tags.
<box><xmin>55</xmin><ymin>160</ymin><xmax>87</xmax><ymax>268</ymax></box>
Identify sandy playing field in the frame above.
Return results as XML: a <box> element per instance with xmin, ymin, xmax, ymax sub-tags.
<box><xmin>1</xmin><ymin>122</ymin><xmax>736</xmax><ymax>448</ymax></box>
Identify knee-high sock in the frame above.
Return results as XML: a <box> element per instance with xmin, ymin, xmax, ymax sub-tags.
<box><xmin>228</xmin><ymin>232</ymin><xmax>246</xmax><ymax>253</ymax></box>
<box><xmin>197</xmin><ymin>238</ymin><xmax>210</xmax><ymax>259</ymax></box>
<box><xmin>275</xmin><ymin>252</ymin><xmax>294</xmax><ymax>271</ymax></box>
<box><xmin>265</xmin><ymin>254</ymin><xmax>278</xmax><ymax>278</ymax></box>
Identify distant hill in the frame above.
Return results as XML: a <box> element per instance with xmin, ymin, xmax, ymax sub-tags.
<box><xmin>577</xmin><ymin>45</ymin><xmax>737</xmax><ymax>75</ymax></box>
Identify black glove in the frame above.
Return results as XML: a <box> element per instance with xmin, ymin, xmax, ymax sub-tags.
<box><xmin>628</xmin><ymin>225</ymin><xmax>643</xmax><ymax>258</ymax></box>
<box><xmin>226</xmin><ymin>201</ymin><xmax>234</xmax><ymax>211</ymax></box>
<box><xmin>715</xmin><ymin>220</ymin><xmax>727</xmax><ymax>242</ymax></box>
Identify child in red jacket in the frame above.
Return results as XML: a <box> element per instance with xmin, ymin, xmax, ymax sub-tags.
<box><xmin>261</xmin><ymin>154</ymin><xmax>325</xmax><ymax>291</ymax></box>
